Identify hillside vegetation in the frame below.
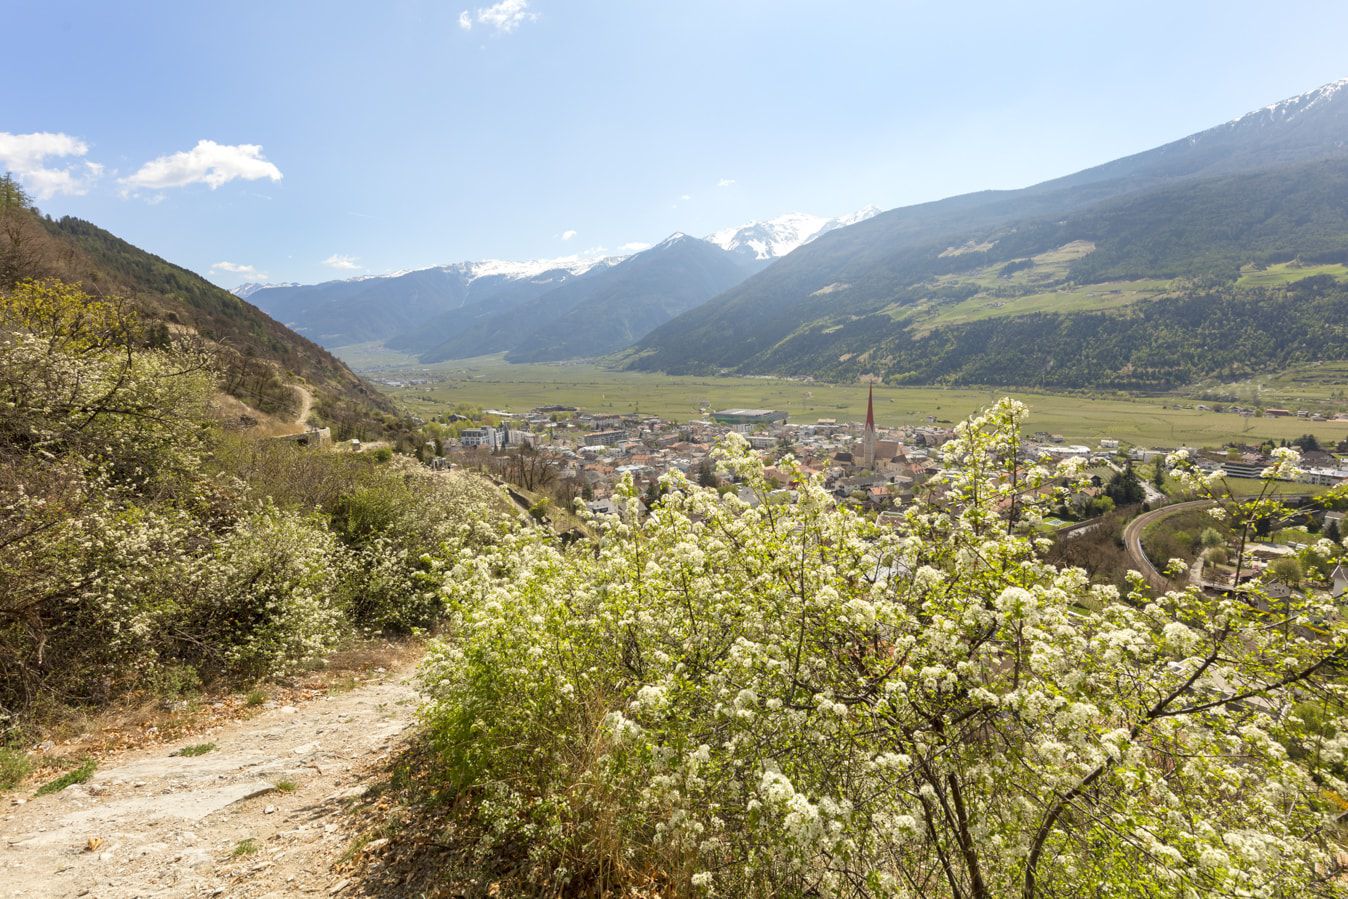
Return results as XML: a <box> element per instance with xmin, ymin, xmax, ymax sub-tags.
<box><xmin>399</xmin><ymin>401</ymin><xmax>1348</xmax><ymax>896</ymax></box>
<box><xmin>0</xmin><ymin>276</ymin><xmax>510</xmax><ymax>735</ymax></box>
<box><xmin>628</xmin><ymin>79</ymin><xmax>1348</xmax><ymax>389</ymax></box>
<box><xmin>627</xmin><ymin>158</ymin><xmax>1348</xmax><ymax>388</ymax></box>
<box><xmin>0</xmin><ymin>176</ymin><xmax>403</xmax><ymax>439</ymax></box>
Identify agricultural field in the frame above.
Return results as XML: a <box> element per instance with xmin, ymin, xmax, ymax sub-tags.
<box><xmin>912</xmin><ymin>278</ymin><xmax>1173</xmax><ymax>332</ymax></box>
<box><xmin>1203</xmin><ymin>361</ymin><xmax>1348</xmax><ymax>410</ymax></box>
<box><xmin>344</xmin><ymin>352</ymin><xmax>1348</xmax><ymax>448</ymax></box>
<box><xmin>1235</xmin><ymin>260</ymin><xmax>1348</xmax><ymax>288</ymax></box>
<box><xmin>875</xmin><ymin>241</ymin><xmax>1175</xmax><ymax>333</ymax></box>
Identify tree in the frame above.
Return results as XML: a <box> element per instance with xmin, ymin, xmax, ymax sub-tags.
<box><xmin>1151</xmin><ymin>459</ymin><xmax>1165</xmax><ymax>492</ymax></box>
<box><xmin>1292</xmin><ymin>434</ymin><xmax>1322</xmax><ymax>453</ymax></box>
<box><xmin>505</xmin><ymin>444</ymin><xmax>557</xmax><ymax>492</ymax></box>
<box><xmin>0</xmin><ymin>177</ymin><xmax>44</xmax><ymax>289</ymax></box>
<box><xmin>1269</xmin><ymin>556</ymin><xmax>1305</xmax><ymax>585</ymax></box>
<box><xmin>1105</xmin><ymin>462</ymin><xmax>1144</xmax><ymax>506</ymax></box>
<box><xmin>1328</xmin><ymin>518</ymin><xmax>1342</xmax><ymax>543</ymax></box>
<box><xmin>695</xmin><ymin>456</ymin><xmax>718</xmax><ymax>488</ymax></box>
<box><xmin>424</xmin><ymin>400</ymin><xmax>1348</xmax><ymax>897</ymax></box>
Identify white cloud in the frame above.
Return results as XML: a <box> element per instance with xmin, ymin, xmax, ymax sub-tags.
<box><xmin>121</xmin><ymin>140</ymin><xmax>282</xmax><ymax>193</ymax></box>
<box><xmin>323</xmin><ymin>254</ymin><xmax>362</xmax><ymax>271</ymax></box>
<box><xmin>211</xmin><ymin>261</ymin><xmax>267</xmax><ymax>279</ymax></box>
<box><xmin>620</xmin><ymin>241</ymin><xmax>651</xmax><ymax>253</ymax></box>
<box><xmin>680</xmin><ymin>193</ymin><xmax>692</xmax><ymax>201</ymax></box>
<box><xmin>717</xmin><ymin>178</ymin><xmax>736</xmax><ymax>188</ymax></box>
<box><xmin>560</xmin><ymin>229</ymin><xmax>577</xmax><ymax>241</ymax></box>
<box><xmin>460</xmin><ymin>0</ymin><xmax>536</xmax><ymax>33</ymax></box>
<box><xmin>0</xmin><ymin>132</ymin><xmax>103</xmax><ymax>199</ymax></box>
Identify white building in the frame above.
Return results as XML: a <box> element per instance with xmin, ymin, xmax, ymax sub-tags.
<box><xmin>460</xmin><ymin>427</ymin><xmax>500</xmax><ymax>450</ymax></box>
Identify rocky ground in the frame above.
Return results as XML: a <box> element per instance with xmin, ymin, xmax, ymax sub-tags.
<box><xmin>0</xmin><ymin>664</ymin><xmax>419</xmax><ymax>898</ymax></box>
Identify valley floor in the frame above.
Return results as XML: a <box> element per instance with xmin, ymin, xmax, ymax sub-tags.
<box><xmin>352</xmin><ymin>351</ymin><xmax>1348</xmax><ymax>448</ymax></box>
<box><xmin>0</xmin><ymin>663</ymin><xmax>419</xmax><ymax>898</ymax></box>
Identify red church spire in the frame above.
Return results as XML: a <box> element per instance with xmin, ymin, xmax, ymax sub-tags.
<box><xmin>864</xmin><ymin>383</ymin><xmax>875</xmax><ymax>432</ymax></box>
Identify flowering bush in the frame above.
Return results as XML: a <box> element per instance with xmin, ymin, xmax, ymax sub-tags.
<box><xmin>190</xmin><ymin>506</ymin><xmax>349</xmax><ymax>679</ymax></box>
<box><xmin>1</xmin><ymin>278</ymin><xmax>512</xmax><ymax>731</ymax></box>
<box><xmin>423</xmin><ymin>399</ymin><xmax>1348</xmax><ymax>897</ymax></box>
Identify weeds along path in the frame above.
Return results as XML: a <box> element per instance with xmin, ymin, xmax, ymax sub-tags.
<box><xmin>0</xmin><ymin>663</ymin><xmax>420</xmax><ymax>898</ymax></box>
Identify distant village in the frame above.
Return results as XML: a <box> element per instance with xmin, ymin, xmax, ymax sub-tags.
<box><xmin>402</xmin><ymin>388</ymin><xmax>1348</xmax><ymax>521</ymax></box>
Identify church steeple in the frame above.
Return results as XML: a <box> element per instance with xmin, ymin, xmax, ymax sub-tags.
<box><xmin>863</xmin><ymin>383</ymin><xmax>877</xmax><ymax>469</ymax></box>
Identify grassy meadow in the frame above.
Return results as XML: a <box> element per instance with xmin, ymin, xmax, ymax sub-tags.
<box><xmin>343</xmin><ymin>350</ymin><xmax>1348</xmax><ymax>448</ymax></box>
<box><xmin>1235</xmin><ymin>261</ymin><xmax>1348</xmax><ymax>289</ymax></box>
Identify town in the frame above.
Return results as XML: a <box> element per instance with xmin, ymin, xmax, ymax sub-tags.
<box><xmin>422</xmin><ymin>386</ymin><xmax>1348</xmax><ymax>520</ymax></box>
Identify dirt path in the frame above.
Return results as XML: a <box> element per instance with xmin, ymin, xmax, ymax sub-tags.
<box><xmin>282</xmin><ymin>384</ymin><xmax>314</xmax><ymax>437</ymax></box>
<box><xmin>0</xmin><ymin>666</ymin><xmax>420</xmax><ymax>898</ymax></box>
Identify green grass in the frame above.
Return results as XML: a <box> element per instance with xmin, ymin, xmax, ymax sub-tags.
<box><xmin>914</xmin><ymin>278</ymin><xmax>1173</xmax><ymax>331</ymax></box>
<box><xmin>330</xmin><ymin>340</ymin><xmax>420</xmax><ymax>370</ymax></box>
<box><xmin>173</xmin><ymin>742</ymin><xmax>217</xmax><ymax>757</ymax></box>
<box><xmin>1218</xmin><ymin>478</ymin><xmax>1331</xmax><ymax>498</ymax></box>
<box><xmin>1236</xmin><ymin>261</ymin><xmax>1348</xmax><ymax>289</ymax></box>
<box><xmin>231</xmin><ymin>838</ymin><xmax>261</xmax><ymax>858</ymax></box>
<box><xmin>0</xmin><ymin>749</ymin><xmax>32</xmax><ymax>790</ymax></box>
<box><xmin>352</xmin><ymin>354</ymin><xmax>1348</xmax><ymax>449</ymax></box>
<box><xmin>1207</xmin><ymin>362</ymin><xmax>1348</xmax><ymax>413</ymax></box>
<box><xmin>34</xmin><ymin>759</ymin><xmax>95</xmax><ymax>796</ymax></box>
<box><xmin>275</xmin><ymin>778</ymin><xmax>298</xmax><ymax>793</ymax></box>
<box><xmin>244</xmin><ymin>688</ymin><xmax>268</xmax><ymax>707</ymax></box>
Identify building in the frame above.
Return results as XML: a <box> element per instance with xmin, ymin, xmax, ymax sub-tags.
<box><xmin>862</xmin><ymin>385</ymin><xmax>877</xmax><ymax>469</ymax></box>
<box><xmin>460</xmin><ymin>427</ymin><xmax>500</xmax><ymax>450</ymax></box>
<box><xmin>1222</xmin><ymin>455</ymin><xmax>1268</xmax><ymax>479</ymax></box>
<box><xmin>1300</xmin><ymin>467</ymin><xmax>1348</xmax><ymax>487</ymax></box>
<box><xmin>586</xmin><ymin>429</ymin><xmax>625</xmax><ymax>446</ymax></box>
<box><xmin>1332</xmin><ymin>563</ymin><xmax>1348</xmax><ymax>599</ymax></box>
<box><xmin>274</xmin><ymin>426</ymin><xmax>331</xmax><ymax>448</ymax></box>
<box><xmin>711</xmin><ymin>408</ymin><xmax>788</xmax><ymax>425</ymax></box>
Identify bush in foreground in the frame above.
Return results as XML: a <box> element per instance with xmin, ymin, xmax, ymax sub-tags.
<box><xmin>423</xmin><ymin>399</ymin><xmax>1348</xmax><ymax>897</ymax></box>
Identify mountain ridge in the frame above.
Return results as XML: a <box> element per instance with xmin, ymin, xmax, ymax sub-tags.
<box><xmin>625</xmin><ymin>77</ymin><xmax>1348</xmax><ymax>388</ymax></box>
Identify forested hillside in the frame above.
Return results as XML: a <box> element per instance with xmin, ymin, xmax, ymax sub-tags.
<box><xmin>628</xmin><ymin>80</ymin><xmax>1348</xmax><ymax>388</ymax></box>
<box><xmin>0</xmin><ymin>178</ymin><xmax>402</xmax><ymax>439</ymax></box>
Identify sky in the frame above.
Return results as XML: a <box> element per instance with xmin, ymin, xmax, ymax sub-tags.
<box><xmin>4</xmin><ymin>0</ymin><xmax>1348</xmax><ymax>290</ymax></box>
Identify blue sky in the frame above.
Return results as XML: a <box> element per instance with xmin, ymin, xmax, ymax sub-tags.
<box><xmin>4</xmin><ymin>0</ymin><xmax>1347</xmax><ymax>289</ymax></box>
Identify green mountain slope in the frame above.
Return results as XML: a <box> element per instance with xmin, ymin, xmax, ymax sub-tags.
<box><xmin>0</xmin><ymin>199</ymin><xmax>401</xmax><ymax>437</ymax></box>
<box><xmin>627</xmin><ymin>78</ymin><xmax>1348</xmax><ymax>389</ymax></box>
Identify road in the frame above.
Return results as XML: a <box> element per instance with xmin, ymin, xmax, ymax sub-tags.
<box><xmin>1121</xmin><ymin>499</ymin><xmax>1217</xmax><ymax>592</ymax></box>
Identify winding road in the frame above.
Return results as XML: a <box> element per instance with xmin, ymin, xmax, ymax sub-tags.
<box><xmin>1121</xmin><ymin>499</ymin><xmax>1217</xmax><ymax>592</ymax></box>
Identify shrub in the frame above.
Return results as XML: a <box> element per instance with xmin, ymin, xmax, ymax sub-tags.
<box><xmin>0</xmin><ymin>749</ymin><xmax>32</xmax><ymax>790</ymax></box>
<box><xmin>191</xmin><ymin>507</ymin><xmax>349</xmax><ymax>680</ymax></box>
<box><xmin>35</xmin><ymin>759</ymin><xmax>95</xmax><ymax>796</ymax></box>
<box><xmin>423</xmin><ymin>401</ymin><xmax>1348</xmax><ymax>897</ymax></box>
<box><xmin>174</xmin><ymin>743</ymin><xmax>216</xmax><ymax>757</ymax></box>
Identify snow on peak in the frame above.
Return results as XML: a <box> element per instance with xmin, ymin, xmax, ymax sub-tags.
<box><xmin>232</xmin><ymin>281</ymin><xmax>298</xmax><ymax>298</ymax></box>
<box><xmin>440</xmin><ymin>253</ymin><xmax>623</xmax><ymax>283</ymax></box>
<box><xmin>707</xmin><ymin>206</ymin><xmax>881</xmax><ymax>260</ymax></box>
<box><xmin>1228</xmin><ymin>77</ymin><xmax>1348</xmax><ymax>126</ymax></box>
<box><xmin>655</xmin><ymin>231</ymin><xmax>693</xmax><ymax>249</ymax></box>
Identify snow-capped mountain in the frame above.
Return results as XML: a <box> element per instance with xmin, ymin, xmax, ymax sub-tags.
<box><xmin>1227</xmin><ymin>76</ymin><xmax>1348</xmax><ymax>127</ymax></box>
<box><xmin>629</xmin><ymin>77</ymin><xmax>1348</xmax><ymax>379</ymax></box>
<box><xmin>237</xmin><ymin>207</ymin><xmax>880</xmax><ymax>353</ymax></box>
<box><xmin>707</xmin><ymin>206</ymin><xmax>881</xmax><ymax>262</ymax></box>
<box><xmin>233</xmin><ymin>281</ymin><xmax>298</xmax><ymax>299</ymax></box>
<box><xmin>442</xmin><ymin>254</ymin><xmax>623</xmax><ymax>282</ymax></box>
